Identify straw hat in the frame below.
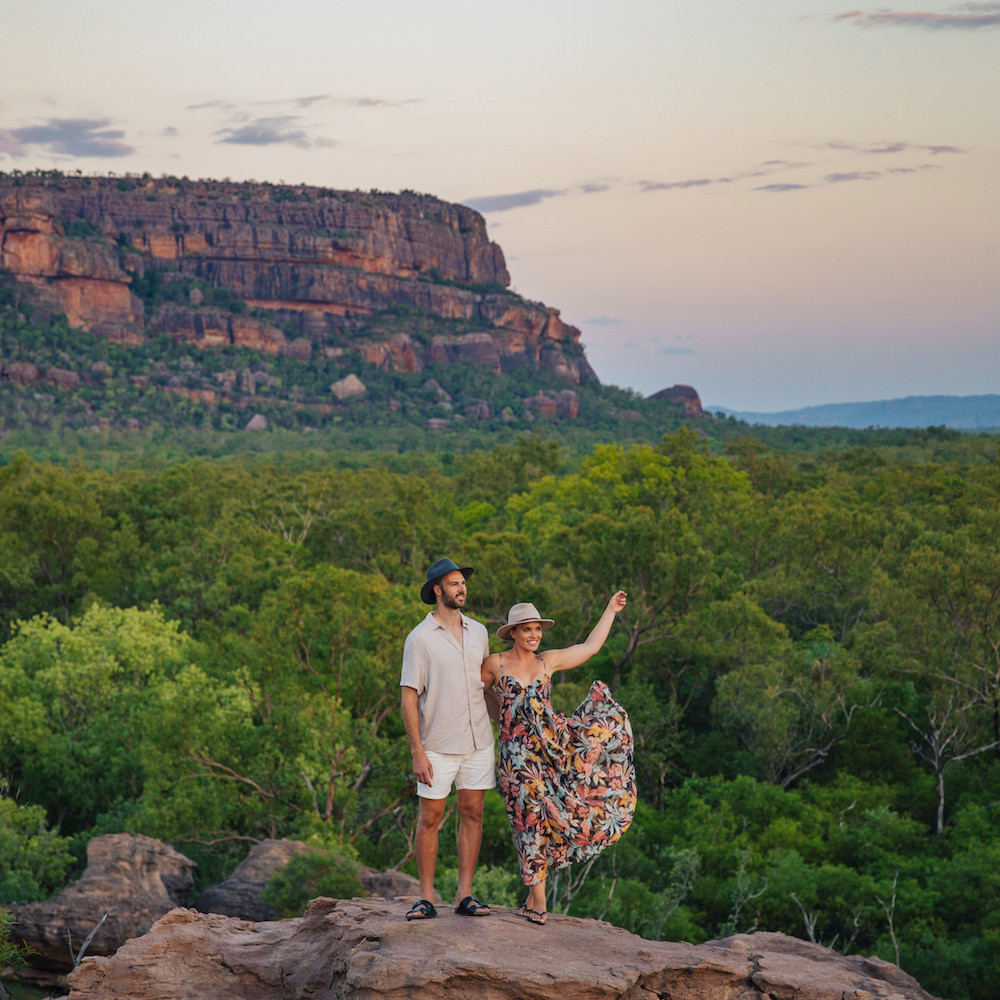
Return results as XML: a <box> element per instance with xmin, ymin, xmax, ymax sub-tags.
<box><xmin>496</xmin><ymin>602</ymin><xmax>555</xmax><ymax>641</ymax></box>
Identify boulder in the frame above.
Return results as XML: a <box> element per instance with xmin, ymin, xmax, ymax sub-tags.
<box><xmin>192</xmin><ymin>839</ymin><xmax>309</xmax><ymax>921</ymax></box>
<box><xmin>3</xmin><ymin>360</ymin><xmax>40</xmax><ymax>384</ymax></box>
<box><xmin>524</xmin><ymin>391</ymin><xmax>557</xmax><ymax>419</ymax></box>
<box><xmin>7</xmin><ymin>833</ymin><xmax>195</xmax><ymax>973</ymax></box>
<box><xmin>65</xmin><ymin>897</ymin><xmax>941</xmax><ymax>1000</ymax></box>
<box><xmin>650</xmin><ymin>384</ymin><xmax>703</xmax><ymax>417</ymax></box>
<box><xmin>330</xmin><ymin>373</ymin><xmax>367</xmax><ymax>400</ymax></box>
<box><xmin>245</xmin><ymin>413</ymin><xmax>268</xmax><ymax>431</ymax></box>
<box><xmin>555</xmin><ymin>389</ymin><xmax>579</xmax><ymax>418</ymax></box>
<box><xmin>193</xmin><ymin>839</ymin><xmax>423</xmax><ymax>922</ymax></box>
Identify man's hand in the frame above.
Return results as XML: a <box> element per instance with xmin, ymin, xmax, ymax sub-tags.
<box><xmin>412</xmin><ymin>748</ymin><xmax>433</xmax><ymax>786</ymax></box>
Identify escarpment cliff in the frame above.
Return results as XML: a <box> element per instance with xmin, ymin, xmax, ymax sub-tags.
<box><xmin>0</xmin><ymin>174</ymin><xmax>594</xmax><ymax>383</ymax></box>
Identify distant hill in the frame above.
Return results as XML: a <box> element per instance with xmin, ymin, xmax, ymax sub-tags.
<box><xmin>709</xmin><ymin>395</ymin><xmax>1000</xmax><ymax>430</ymax></box>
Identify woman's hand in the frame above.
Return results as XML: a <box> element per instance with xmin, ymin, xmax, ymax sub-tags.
<box><xmin>608</xmin><ymin>590</ymin><xmax>627</xmax><ymax>614</ymax></box>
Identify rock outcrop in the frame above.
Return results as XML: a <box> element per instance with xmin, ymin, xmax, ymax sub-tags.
<box><xmin>0</xmin><ymin>174</ymin><xmax>595</xmax><ymax>384</ymax></box>
<box><xmin>650</xmin><ymin>384</ymin><xmax>703</xmax><ymax>417</ymax></box>
<box><xmin>191</xmin><ymin>839</ymin><xmax>423</xmax><ymax>922</ymax></box>
<box><xmin>7</xmin><ymin>833</ymin><xmax>195</xmax><ymax>973</ymax></box>
<box><xmin>66</xmin><ymin>896</ymin><xmax>940</xmax><ymax>1000</ymax></box>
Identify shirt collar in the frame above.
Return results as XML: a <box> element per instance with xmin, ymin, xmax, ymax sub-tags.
<box><xmin>428</xmin><ymin>611</ymin><xmax>468</xmax><ymax>629</ymax></box>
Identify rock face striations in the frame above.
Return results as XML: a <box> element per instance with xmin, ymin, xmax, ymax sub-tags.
<box><xmin>66</xmin><ymin>896</ymin><xmax>941</xmax><ymax>1000</ymax></box>
<box><xmin>6</xmin><ymin>833</ymin><xmax>195</xmax><ymax>973</ymax></box>
<box><xmin>0</xmin><ymin>174</ymin><xmax>594</xmax><ymax>383</ymax></box>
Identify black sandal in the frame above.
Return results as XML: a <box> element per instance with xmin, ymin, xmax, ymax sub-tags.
<box><xmin>455</xmin><ymin>895</ymin><xmax>491</xmax><ymax>916</ymax></box>
<box><xmin>522</xmin><ymin>907</ymin><xmax>547</xmax><ymax>925</ymax></box>
<box><xmin>405</xmin><ymin>898</ymin><xmax>438</xmax><ymax>920</ymax></box>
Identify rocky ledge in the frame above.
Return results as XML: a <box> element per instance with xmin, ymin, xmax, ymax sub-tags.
<box><xmin>65</xmin><ymin>896</ymin><xmax>939</xmax><ymax>1000</ymax></box>
<box><xmin>0</xmin><ymin>175</ymin><xmax>594</xmax><ymax>383</ymax></box>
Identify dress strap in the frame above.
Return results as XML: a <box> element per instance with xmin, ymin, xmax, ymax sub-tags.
<box><xmin>536</xmin><ymin>654</ymin><xmax>548</xmax><ymax>682</ymax></box>
<box><xmin>498</xmin><ymin>652</ymin><xmax>505</xmax><ymax>680</ymax></box>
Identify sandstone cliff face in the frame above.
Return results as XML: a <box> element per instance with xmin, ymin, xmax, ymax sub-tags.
<box><xmin>65</xmin><ymin>897</ymin><xmax>941</xmax><ymax>1000</ymax></box>
<box><xmin>0</xmin><ymin>175</ymin><xmax>594</xmax><ymax>383</ymax></box>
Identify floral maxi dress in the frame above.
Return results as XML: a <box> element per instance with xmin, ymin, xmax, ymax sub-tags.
<box><xmin>496</xmin><ymin>659</ymin><xmax>637</xmax><ymax>886</ymax></box>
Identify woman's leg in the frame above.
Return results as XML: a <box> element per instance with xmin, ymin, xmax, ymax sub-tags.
<box><xmin>520</xmin><ymin>869</ymin><xmax>547</xmax><ymax>924</ymax></box>
<box><xmin>525</xmin><ymin>878</ymin><xmax>547</xmax><ymax>917</ymax></box>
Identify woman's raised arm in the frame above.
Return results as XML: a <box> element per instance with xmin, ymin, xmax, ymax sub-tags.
<box><xmin>544</xmin><ymin>590</ymin><xmax>627</xmax><ymax>674</ymax></box>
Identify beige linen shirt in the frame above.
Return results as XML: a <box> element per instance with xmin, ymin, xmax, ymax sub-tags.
<box><xmin>400</xmin><ymin>612</ymin><xmax>493</xmax><ymax>754</ymax></box>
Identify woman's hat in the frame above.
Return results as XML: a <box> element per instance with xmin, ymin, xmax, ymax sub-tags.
<box><xmin>497</xmin><ymin>602</ymin><xmax>555</xmax><ymax>640</ymax></box>
<box><xmin>421</xmin><ymin>557</ymin><xmax>474</xmax><ymax>605</ymax></box>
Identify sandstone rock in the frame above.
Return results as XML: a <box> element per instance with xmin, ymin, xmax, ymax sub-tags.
<box><xmin>285</xmin><ymin>337</ymin><xmax>313</xmax><ymax>362</ymax></box>
<box><xmin>90</xmin><ymin>360</ymin><xmax>112</xmax><ymax>376</ymax></box>
<box><xmin>0</xmin><ymin>176</ymin><xmax>593</xmax><ymax>384</ymax></box>
<box><xmin>192</xmin><ymin>840</ymin><xmax>420</xmax><ymax>920</ymax></box>
<box><xmin>193</xmin><ymin>840</ymin><xmax>423</xmax><ymax>923</ymax></box>
<box><xmin>330</xmin><ymin>373</ymin><xmax>367</xmax><ymax>400</ymax></box>
<box><xmin>555</xmin><ymin>389</ymin><xmax>579</xmax><ymax>419</ymax></box>
<box><xmin>426</xmin><ymin>418</ymin><xmax>449</xmax><ymax>431</ymax></box>
<box><xmin>354</xmin><ymin>866</ymin><xmax>422</xmax><ymax>901</ymax></box>
<box><xmin>153</xmin><ymin>304</ymin><xmax>288</xmax><ymax>355</ymax></box>
<box><xmin>650</xmin><ymin>384</ymin><xmax>704</xmax><ymax>417</ymax></box>
<box><xmin>7</xmin><ymin>833</ymin><xmax>195</xmax><ymax>974</ymax></box>
<box><xmin>193</xmin><ymin>839</ymin><xmax>309</xmax><ymax>922</ymax></box>
<box><xmin>356</xmin><ymin>334</ymin><xmax>423</xmax><ymax>373</ymax></box>
<box><xmin>3</xmin><ymin>360</ymin><xmax>40</xmax><ymax>384</ymax></box>
<box><xmin>64</xmin><ymin>897</ymin><xmax>941</xmax><ymax>1000</ymax></box>
<box><xmin>464</xmin><ymin>400</ymin><xmax>492</xmax><ymax>420</ymax></box>
<box><xmin>524</xmin><ymin>391</ymin><xmax>557</xmax><ymax>419</ymax></box>
<box><xmin>421</xmin><ymin>378</ymin><xmax>449</xmax><ymax>400</ymax></box>
<box><xmin>429</xmin><ymin>332</ymin><xmax>501</xmax><ymax>373</ymax></box>
<box><xmin>245</xmin><ymin>414</ymin><xmax>268</xmax><ymax>431</ymax></box>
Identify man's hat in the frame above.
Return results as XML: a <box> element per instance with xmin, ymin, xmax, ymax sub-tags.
<box><xmin>421</xmin><ymin>557</ymin><xmax>474</xmax><ymax>605</ymax></box>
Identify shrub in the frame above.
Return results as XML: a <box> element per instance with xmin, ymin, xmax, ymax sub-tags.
<box><xmin>261</xmin><ymin>848</ymin><xmax>366</xmax><ymax>918</ymax></box>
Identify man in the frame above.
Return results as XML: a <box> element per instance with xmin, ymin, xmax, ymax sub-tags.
<box><xmin>400</xmin><ymin>557</ymin><xmax>494</xmax><ymax>920</ymax></box>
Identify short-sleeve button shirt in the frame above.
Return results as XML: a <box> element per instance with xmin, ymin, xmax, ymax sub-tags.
<box><xmin>400</xmin><ymin>612</ymin><xmax>493</xmax><ymax>754</ymax></box>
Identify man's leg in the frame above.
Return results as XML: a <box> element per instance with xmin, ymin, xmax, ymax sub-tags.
<box><xmin>455</xmin><ymin>787</ymin><xmax>485</xmax><ymax>903</ymax></box>
<box><xmin>415</xmin><ymin>795</ymin><xmax>447</xmax><ymax>902</ymax></box>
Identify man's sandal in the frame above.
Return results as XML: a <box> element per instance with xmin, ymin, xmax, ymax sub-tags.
<box><xmin>405</xmin><ymin>898</ymin><xmax>438</xmax><ymax>920</ymax></box>
<box><xmin>455</xmin><ymin>895</ymin><xmax>491</xmax><ymax>916</ymax></box>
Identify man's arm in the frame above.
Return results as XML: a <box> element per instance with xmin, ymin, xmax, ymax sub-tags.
<box><xmin>401</xmin><ymin>685</ymin><xmax>433</xmax><ymax>785</ymax></box>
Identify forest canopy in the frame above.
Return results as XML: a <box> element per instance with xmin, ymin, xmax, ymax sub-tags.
<box><xmin>2</xmin><ymin>428</ymin><xmax>1000</xmax><ymax>1000</ymax></box>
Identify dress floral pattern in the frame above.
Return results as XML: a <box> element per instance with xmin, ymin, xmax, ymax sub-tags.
<box><xmin>496</xmin><ymin>660</ymin><xmax>637</xmax><ymax>886</ymax></box>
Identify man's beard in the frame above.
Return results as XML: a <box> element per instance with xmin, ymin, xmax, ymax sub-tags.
<box><xmin>441</xmin><ymin>593</ymin><xmax>465</xmax><ymax>610</ymax></box>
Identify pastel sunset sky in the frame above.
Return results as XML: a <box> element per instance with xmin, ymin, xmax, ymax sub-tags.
<box><xmin>2</xmin><ymin>0</ymin><xmax>997</xmax><ymax>410</ymax></box>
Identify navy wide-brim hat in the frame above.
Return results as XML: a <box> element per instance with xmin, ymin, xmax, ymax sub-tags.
<box><xmin>421</xmin><ymin>557</ymin><xmax>474</xmax><ymax>605</ymax></box>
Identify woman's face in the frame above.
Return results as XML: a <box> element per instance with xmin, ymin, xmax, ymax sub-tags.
<box><xmin>512</xmin><ymin>620</ymin><xmax>544</xmax><ymax>652</ymax></box>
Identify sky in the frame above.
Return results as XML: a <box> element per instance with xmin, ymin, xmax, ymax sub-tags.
<box><xmin>1</xmin><ymin>0</ymin><xmax>998</xmax><ymax>411</ymax></box>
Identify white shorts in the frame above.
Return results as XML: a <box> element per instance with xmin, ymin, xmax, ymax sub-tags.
<box><xmin>417</xmin><ymin>745</ymin><xmax>496</xmax><ymax>799</ymax></box>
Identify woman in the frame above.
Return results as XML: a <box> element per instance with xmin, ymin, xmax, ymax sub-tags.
<box><xmin>481</xmin><ymin>591</ymin><xmax>636</xmax><ymax>925</ymax></box>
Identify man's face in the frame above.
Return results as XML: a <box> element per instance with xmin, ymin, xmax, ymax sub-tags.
<box><xmin>435</xmin><ymin>570</ymin><xmax>467</xmax><ymax>610</ymax></box>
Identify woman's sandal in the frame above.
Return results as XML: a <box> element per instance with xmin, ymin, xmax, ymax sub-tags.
<box><xmin>405</xmin><ymin>898</ymin><xmax>438</xmax><ymax>920</ymax></box>
<box><xmin>455</xmin><ymin>895</ymin><xmax>491</xmax><ymax>916</ymax></box>
<box><xmin>521</xmin><ymin>907</ymin><xmax>547</xmax><ymax>925</ymax></box>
